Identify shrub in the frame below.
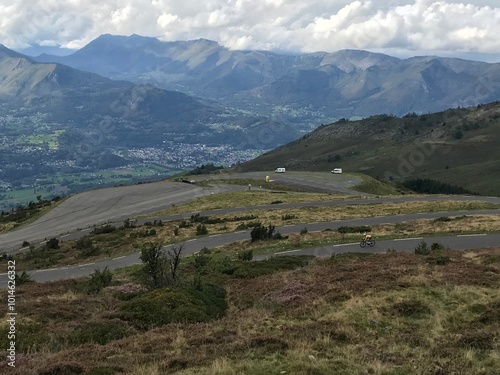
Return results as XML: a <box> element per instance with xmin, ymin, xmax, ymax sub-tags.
<box><xmin>402</xmin><ymin>178</ymin><xmax>475</xmax><ymax>195</ymax></box>
<box><xmin>122</xmin><ymin>284</ymin><xmax>227</xmax><ymax>329</ymax></box>
<box><xmin>76</xmin><ymin>236</ymin><xmax>100</xmax><ymax>257</ymax></box>
<box><xmin>68</xmin><ymin>321</ymin><xmax>129</xmax><ymax>345</ymax></box>
<box><xmin>15</xmin><ymin>271</ymin><xmax>34</xmax><ymax>285</ymax></box>
<box><xmin>236</xmin><ymin>221</ymin><xmax>261</xmax><ymax>230</ymax></box>
<box><xmin>84</xmin><ymin>267</ymin><xmax>113</xmax><ymax>295</ymax></box>
<box><xmin>229</xmin><ymin>214</ymin><xmax>257</xmax><ymax>221</ymax></box>
<box><xmin>75</xmin><ymin>236</ymin><xmax>93</xmax><ymax>250</ymax></box>
<box><xmin>217</xmin><ymin>256</ymin><xmax>237</xmax><ymax>275</ymax></box>
<box><xmin>414</xmin><ymin>241</ymin><xmax>431</xmax><ymax>255</ymax></box>
<box><xmin>300</xmin><ymin>227</ymin><xmax>308</xmax><ymax>235</ymax></box>
<box><xmin>179</xmin><ymin>220</ymin><xmax>191</xmax><ymax>228</ymax></box>
<box><xmin>250</xmin><ymin>224</ymin><xmax>281</xmax><ymax>242</ymax></box>
<box><xmin>233</xmin><ymin>256</ymin><xmax>312</xmax><ymax>279</ymax></box>
<box><xmin>271</xmin><ymin>200</ymin><xmax>283</xmax><ymax>204</ymax></box>
<box><xmin>434</xmin><ymin>216</ymin><xmax>451</xmax><ymax>222</ymax></box>
<box><xmin>282</xmin><ymin>213</ymin><xmax>296</xmax><ymax>220</ymax></box>
<box><xmin>46</xmin><ymin>237</ymin><xmax>59</xmax><ymax>249</ymax></box>
<box><xmin>431</xmin><ymin>242</ymin><xmax>446</xmax><ymax>251</ymax></box>
<box><xmin>173</xmin><ymin>227</ymin><xmax>179</xmax><ymax>236</ymax></box>
<box><xmin>191</xmin><ymin>213</ymin><xmax>223</xmax><ymax>224</ymax></box>
<box><xmin>91</xmin><ymin>225</ymin><xmax>116</xmax><ymax>235</ymax></box>
<box><xmin>196</xmin><ymin>224</ymin><xmax>208</xmax><ymax>235</ymax></box>
<box><xmin>434</xmin><ymin>256</ymin><xmax>452</xmax><ymax>265</ymax></box>
<box><xmin>194</xmin><ymin>253</ymin><xmax>211</xmax><ymax>270</ymax></box>
<box><xmin>238</xmin><ymin>250</ymin><xmax>253</xmax><ymax>261</ymax></box>
<box><xmin>337</xmin><ymin>226</ymin><xmax>371</xmax><ymax>235</ymax></box>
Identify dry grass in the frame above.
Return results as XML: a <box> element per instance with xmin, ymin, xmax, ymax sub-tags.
<box><xmin>144</xmin><ymin>191</ymin><xmax>361</xmax><ymax>216</ymax></box>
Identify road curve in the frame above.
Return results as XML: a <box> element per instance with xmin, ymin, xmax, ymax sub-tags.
<box><xmin>1</xmin><ymin>211</ymin><xmax>499</xmax><ymax>284</ymax></box>
<box><xmin>0</xmin><ymin>181</ymin><xmax>238</xmax><ymax>252</ymax></box>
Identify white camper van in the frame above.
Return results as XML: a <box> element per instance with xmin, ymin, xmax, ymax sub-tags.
<box><xmin>331</xmin><ymin>168</ymin><xmax>343</xmax><ymax>174</ymax></box>
<box><xmin>275</xmin><ymin>167</ymin><xmax>286</xmax><ymax>173</ymax></box>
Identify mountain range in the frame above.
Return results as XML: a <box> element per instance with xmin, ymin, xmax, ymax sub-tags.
<box><xmin>35</xmin><ymin>34</ymin><xmax>500</xmax><ymax>120</ymax></box>
<box><xmin>0</xmin><ymin>43</ymin><xmax>294</xmax><ymax>149</ymax></box>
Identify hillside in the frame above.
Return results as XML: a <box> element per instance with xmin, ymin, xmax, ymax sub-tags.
<box><xmin>2</xmin><ymin>247</ymin><xmax>500</xmax><ymax>374</ymax></box>
<box><xmin>235</xmin><ymin>101</ymin><xmax>500</xmax><ymax>196</ymax></box>
<box><xmin>34</xmin><ymin>34</ymin><xmax>500</xmax><ymax>121</ymax></box>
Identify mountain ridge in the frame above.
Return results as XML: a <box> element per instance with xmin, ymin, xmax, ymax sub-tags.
<box><xmin>33</xmin><ymin>34</ymin><xmax>500</xmax><ymax>120</ymax></box>
<box><xmin>234</xmin><ymin>101</ymin><xmax>500</xmax><ymax>196</ymax></box>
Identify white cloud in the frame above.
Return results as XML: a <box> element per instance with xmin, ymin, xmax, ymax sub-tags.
<box><xmin>1</xmin><ymin>0</ymin><xmax>500</xmax><ymax>60</ymax></box>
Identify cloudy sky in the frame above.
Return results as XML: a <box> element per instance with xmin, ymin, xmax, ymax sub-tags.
<box><xmin>2</xmin><ymin>0</ymin><xmax>500</xmax><ymax>61</ymax></box>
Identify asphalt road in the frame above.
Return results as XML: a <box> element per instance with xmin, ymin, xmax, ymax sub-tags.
<box><xmin>2</xmin><ymin>210</ymin><xmax>500</xmax><ymax>283</ymax></box>
<box><xmin>0</xmin><ymin>171</ymin><xmax>363</xmax><ymax>252</ymax></box>
<box><xmin>191</xmin><ymin>171</ymin><xmax>366</xmax><ymax>195</ymax></box>
<box><xmin>4</xmin><ymin>192</ymin><xmax>500</xmax><ymax>255</ymax></box>
<box><xmin>2</xmin><ymin>172</ymin><xmax>500</xmax><ymax>284</ymax></box>
<box><xmin>0</xmin><ymin>181</ymin><xmax>238</xmax><ymax>252</ymax></box>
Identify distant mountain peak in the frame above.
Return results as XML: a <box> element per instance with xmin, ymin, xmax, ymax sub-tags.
<box><xmin>0</xmin><ymin>44</ymin><xmax>29</xmax><ymax>59</ymax></box>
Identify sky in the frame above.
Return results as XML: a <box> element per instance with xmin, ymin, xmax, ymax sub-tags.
<box><xmin>2</xmin><ymin>0</ymin><xmax>500</xmax><ymax>61</ymax></box>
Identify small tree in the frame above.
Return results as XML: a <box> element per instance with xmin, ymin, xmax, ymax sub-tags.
<box><xmin>140</xmin><ymin>242</ymin><xmax>169</xmax><ymax>288</ymax></box>
<box><xmin>166</xmin><ymin>244</ymin><xmax>184</xmax><ymax>283</ymax></box>
<box><xmin>140</xmin><ymin>242</ymin><xmax>184</xmax><ymax>288</ymax></box>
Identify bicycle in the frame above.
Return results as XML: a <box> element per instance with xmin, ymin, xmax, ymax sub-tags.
<box><xmin>360</xmin><ymin>238</ymin><xmax>375</xmax><ymax>248</ymax></box>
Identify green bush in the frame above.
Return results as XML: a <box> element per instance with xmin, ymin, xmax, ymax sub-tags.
<box><xmin>75</xmin><ymin>236</ymin><xmax>93</xmax><ymax>249</ymax></box>
<box><xmin>91</xmin><ymin>225</ymin><xmax>116</xmax><ymax>235</ymax></box>
<box><xmin>233</xmin><ymin>256</ymin><xmax>311</xmax><ymax>279</ymax></box>
<box><xmin>217</xmin><ymin>256</ymin><xmax>237</xmax><ymax>275</ymax></box>
<box><xmin>250</xmin><ymin>224</ymin><xmax>282</xmax><ymax>242</ymax></box>
<box><xmin>431</xmin><ymin>242</ymin><xmax>446</xmax><ymax>251</ymax></box>
<box><xmin>84</xmin><ymin>267</ymin><xmax>113</xmax><ymax>295</ymax></box>
<box><xmin>300</xmin><ymin>227</ymin><xmax>308</xmax><ymax>235</ymax></box>
<box><xmin>15</xmin><ymin>271</ymin><xmax>34</xmax><ymax>285</ymax></box>
<box><xmin>238</xmin><ymin>250</ymin><xmax>253</xmax><ymax>261</ymax></box>
<box><xmin>191</xmin><ymin>213</ymin><xmax>224</xmax><ymax>224</ymax></box>
<box><xmin>414</xmin><ymin>241</ymin><xmax>431</xmax><ymax>255</ymax></box>
<box><xmin>179</xmin><ymin>220</ymin><xmax>191</xmax><ymax>228</ymax></box>
<box><xmin>196</xmin><ymin>224</ymin><xmax>208</xmax><ymax>235</ymax></box>
<box><xmin>122</xmin><ymin>284</ymin><xmax>227</xmax><ymax>329</ymax></box>
<box><xmin>68</xmin><ymin>321</ymin><xmax>129</xmax><ymax>345</ymax></box>
<box><xmin>46</xmin><ymin>237</ymin><xmax>60</xmax><ymax>249</ymax></box>
<box><xmin>337</xmin><ymin>226</ymin><xmax>371</xmax><ymax>235</ymax></box>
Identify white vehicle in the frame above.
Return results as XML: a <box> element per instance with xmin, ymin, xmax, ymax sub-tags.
<box><xmin>331</xmin><ymin>168</ymin><xmax>343</xmax><ymax>174</ymax></box>
<box><xmin>275</xmin><ymin>167</ymin><xmax>286</xmax><ymax>173</ymax></box>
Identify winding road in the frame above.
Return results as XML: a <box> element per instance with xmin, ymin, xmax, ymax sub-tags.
<box><xmin>1</xmin><ymin>173</ymin><xmax>500</xmax><ymax>284</ymax></box>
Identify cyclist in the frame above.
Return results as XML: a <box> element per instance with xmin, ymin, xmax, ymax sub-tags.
<box><xmin>363</xmin><ymin>232</ymin><xmax>372</xmax><ymax>241</ymax></box>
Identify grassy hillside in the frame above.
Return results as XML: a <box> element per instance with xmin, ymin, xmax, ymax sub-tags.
<box><xmin>235</xmin><ymin>101</ymin><xmax>500</xmax><ymax>196</ymax></box>
<box><xmin>2</xmin><ymin>247</ymin><xmax>499</xmax><ymax>374</ymax></box>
